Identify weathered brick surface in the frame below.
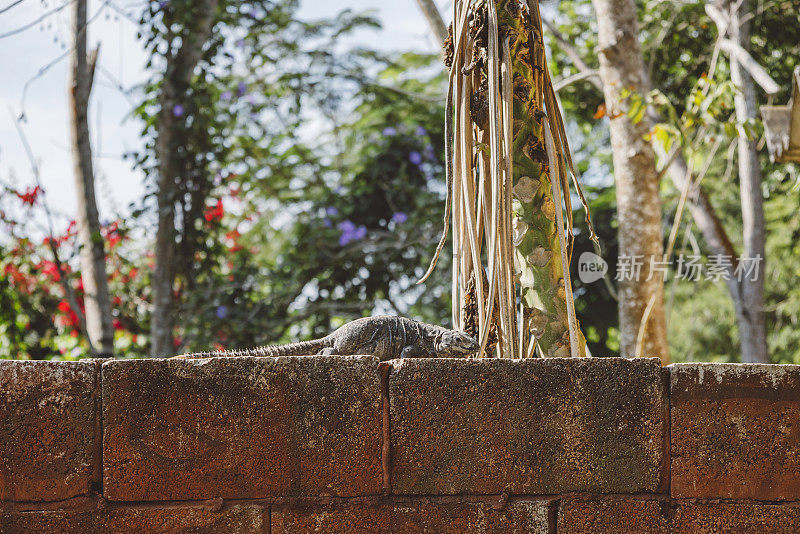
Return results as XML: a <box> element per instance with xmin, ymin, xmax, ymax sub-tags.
<box><xmin>103</xmin><ymin>356</ymin><xmax>383</xmax><ymax>500</ymax></box>
<box><xmin>271</xmin><ymin>500</ymin><xmax>549</xmax><ymax>533</ymax></box>
<box><xmin>671</xmin><ymin>363</ymin><xmax>800</xmax><ymax>500</ymax></box>
<box><xmin>672</xmin><ymin>501</ymin><xmax>800</xmax><ymax>534</ymax></box>
<box><xmin>557</xmin><ymin>496</ymin><xmax>668</xmax><ymax>534</ymax></box>
<box><xmin>0</xmin><ymin>360</ymin><xmax>99</xmax><ymax>502</ymax></box>
<box><xmin>390</xmin><ymin>357</ymin><xmax>666</xmax><ymax>494</ymax></box>
<box><xmin>0</xmin><ymin>504</ymin><xmax>265</xmax><ymax>533</ymax></box>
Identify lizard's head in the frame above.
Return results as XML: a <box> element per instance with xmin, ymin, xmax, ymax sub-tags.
<box><xmin>435</xmin><ymin>329</ymin><xmax>480</xmax><ymax>357</ymax></box>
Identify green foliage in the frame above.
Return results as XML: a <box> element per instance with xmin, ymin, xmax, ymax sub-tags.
<box><xmin>550</xmin><ymin>0</ymin><xmax>800</xmax><ymax>362</ymax></box>
<box><xmin>228</xmin><ymin>53</ymin><xmax>451</xmax><ymax>345</ymax></box>
<box><xmin>129</xmin><ymin>0</ymin><xmax>453</xmax><ymax>351</ymax></box>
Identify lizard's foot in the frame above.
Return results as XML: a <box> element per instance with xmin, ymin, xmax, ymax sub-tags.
<box><xmin>318</xmin><ymin>347</ymin><xmax>338</xmax><ymax>356</ymax></box>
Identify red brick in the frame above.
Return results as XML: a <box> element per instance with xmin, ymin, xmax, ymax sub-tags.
<box><xmin>106</xmin><ymin>504</ymin><xmax>265</xmax><ymax>533</ymax></box>
<box><xmin>672</xmin><ymin>501</ymin><xmax>800</xmax><ymax>534</ymax></box>
<box><xmin>271</xmin><ymin>500</ymin><xmax>549</xmax><ymax>533</ymax></box>
<box><xmin>390</xmin><ymin>358</ymin><xmax>666</xmax><ymax>494</ymax></box>
<box><xmin>557</xmin><ymin>496</ymin><xmax>668</xmax><ymax>534</ymax></box>
<box><xmin>103</xmin><ymin>356</ymin><xmax>383</xmax><ymax>500</ymax></box>
<box><xmin>0</xmin><ymin>509</ymin><xmax>95</xmax><ymax>533</ymax></box>
<box><xmin>0</xmin><ymin>360</ymin><xmax>99</xmax><ymax>501</ymax></box>
<box><xmin>1</xmin><ymin>504</ymin><xmax>265</xmax><ymax>533</ymax></box>
<box><xmin>671</xmin><ymin>363</ymin><xmax>800</xmax><ymax>500</ymax></box>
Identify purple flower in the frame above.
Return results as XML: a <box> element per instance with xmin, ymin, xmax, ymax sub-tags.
<box><xmin>172</xmin><ymin>104</ymin><xmax>184</xmax><ymax>117</ymax></box>
<box><xmin>245</xmin><ymin>93</ymin><xmax>256</xmax><ymax>105</ymax></box>
<box><xmin>391</xmin><ymin>212</ymin><xmax>408</xmax><ymax>224</ymax></box>
<box><xmin>409</xmin><ymin>151</ymin><xmax>423</xmax><ymax>165</ymax></box>
<box><xmin>215</xmin><ymin>305</ymin><xmax>228</xmax><ymax>319</ymax></box>
<box><xmin>326</xmin><ymin>206</ymin><xmax>339</xmax><ymax>216</ymax></box>
<box><xmin>382</xmin><ymin>127</ymin><xmax>397</xmax><ymax>136</ymax></box>
<box><xmin>338</xmin><ymin>220</ymin><xmax>366</xmax><ymax>246</ymax></box>
<box><xmin>158</xmin><ymin>0</ymin><xmax>167</xmax><ymax>9</ymax></box>
<box><xmin>415</xmin><ymin>126</ymin><xmax>427</xmax><ymax>136</ymax></box>
<box><xmin>323</xmin><ymin>218</ymin><xmax>332</xmax><ymax>228</ymax></box>
<box><xmin>236</xmin><ymin>38</ymin><xmax>245</xmax><ymax>49</ymax></box>
<box><xmin>220</xmin><ymin>90</ymin><xmax>232</xmax><ymax>101</ymax></box>
<box><xmin>423</xmin><ymin>144</ymin><xmax>435</xmax><ymax>161</ymax></box>
<box><xmin>237</xmin><ymin>81</ymin><xmax>247</xmax><ymax>96</ymax></box>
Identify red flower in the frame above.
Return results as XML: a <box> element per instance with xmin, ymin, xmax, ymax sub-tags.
<box><xmin>103</xmin><ymin>220</ymin><xmax>123</xmax><ymax>249</ymax></box>
<box><xmin>107</xmin><ymin>232</ymin><xmax>122</xmax><ymax>249</ymax></box>
<box><xmin>16</xmin><ymin>186</ymin><xmax>41</xmax><ymax>206</ymax></box>
<box><xmin>112</xmin><ymin>319</ymin><xmax>123</xmax><ymax>331</ymax></box>
<box><xmin>204</xmin><ymin>200</ymin><xmax>224</xmax><ymax>222</ymax></box>
<box><xmin>41</xmin><ymin>260</ymin><xmax>61</xmax><ymax>281</ymax></box>
<box><xmin>58</xmin><ymin>300</ymin><xmax>71</xmax><ymax>313</ymax></box>
<box><xmin>70</xmin><ymin>329</ymin><xmax>79</xmax><ymax>338</ymax></box>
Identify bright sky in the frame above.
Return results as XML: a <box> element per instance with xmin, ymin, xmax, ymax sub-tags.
<box><xmin>0</xmin><ymin>0</ymin><xmax>450</xmax><ymax>226</ymax></box>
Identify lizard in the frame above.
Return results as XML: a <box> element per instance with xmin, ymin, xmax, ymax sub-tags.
<box><xmin>174</xmin><ymin>316</ymin><xmax>479</xmax><ymax>361</ymax></box>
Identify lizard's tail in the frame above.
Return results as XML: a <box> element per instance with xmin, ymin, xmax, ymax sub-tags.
<box><xmin>251</xmin><ymin>338</ymin><xmax>328</xmax><ymax>357</ymax></box>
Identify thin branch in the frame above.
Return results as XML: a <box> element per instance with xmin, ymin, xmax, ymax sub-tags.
<box><xmin>0</xmin><ymin>0</ymin><xmax>26</xmax><ymax>16</ymax></box>
<box><xmin>705</xmin><ymin>4</ymin><xmax>780</xmax><ymax>95</ymax></box>
<box><xmin>19</xmin><ymin>0</ymin><xmax>111</xmax><ymax>114</ymax></box>
<box><xmin>541</xmin><ymin>17</ymin><xmax>603</xmax><ymax>91</ymax></box>
<box><xmin>0</xmin><ymin>0</ymin><xmax>77</xmax><ymax>40</ymax></box>
<box><xmin>553</xmin><ymin>69</ymin><xmax>601</xmax><ymax>92</ymax></box>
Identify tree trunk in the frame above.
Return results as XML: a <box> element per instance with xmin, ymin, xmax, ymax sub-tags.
<box><xmin>69</xmin><ymin>0</ymin><xmax>114</xmax><ymax>356</ymax></box>
<box><xmin>502</xmin><ymin>1</ymin><xmax>588</xmax><ymax>357</ymax></box>
<box><xmin>591</xmin><ymin>0</ymin><xmax>669</xmax><ymax>362</ymax></box>
<box><xmin>414</xmin><ymin>0</ymin><xmax>449</xmax><ymax>46</ymax></box>
<box><xmin>150</xmin><ymin>0</ymin><xmax>219</xmax><ymax>357</ymax></box>
<box><xmin>723</xmin><ymin>0</ymin><xmax>768</xmax><ymax>363</ymax></box>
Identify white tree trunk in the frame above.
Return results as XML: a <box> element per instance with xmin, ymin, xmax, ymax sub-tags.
<box><xmin>724</xmin><ymin>0</ymin><xmax>769</xmax><ymax>363</ymax></box>
<box><xmin>591</xmin><ymin>0</ymin><xmax>669</xmax><ymax>362</ymax></box>
<box><xmin>70</xmin><ymin>0</ymin><xmax>114</xmax><ymax>356</ymax></box>
<box><xmin>414</xmin><ymin>0</ymin><xmax>449</xmax><ymax>46</ymax></box>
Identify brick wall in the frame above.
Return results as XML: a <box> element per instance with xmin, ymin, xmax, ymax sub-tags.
<box><xmin>1</xmin><ymin>356</ymin><xmax>799</xmax><ymax>533</ymax></box>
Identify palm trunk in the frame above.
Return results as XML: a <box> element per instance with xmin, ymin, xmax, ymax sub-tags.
<box><xmin>590</xmin><ymin>0</ymin><xmax>669</xmax><ymax>363</ymax></box>
<box><xmin>70</xmin><ymin>0</ymin><xmax>114</xmax><ymax>356</ymax></box>
<box><xmin>724</xmin><ymin>0</ymin><xmax>768</xmax><ymax>363</ymax></box>
<box><xmin>501</xmin><ymin>0</ymin><xmax>587</xmax><ymax>357</ymax></box>
<box><xmin>423</xmin><ymin>1</ymin><xmax>588</xmax><ymax>358</ymax></box>
<box><xmin>150</xmin><ymin>0</ymin><xmax>219</xmax><ymax>357</ymax></box>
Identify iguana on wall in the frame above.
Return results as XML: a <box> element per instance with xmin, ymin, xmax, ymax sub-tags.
<box><xmin>175</xmin><ymin>316</ymin><xmax>479</xmax><ymax>361</ymax></box>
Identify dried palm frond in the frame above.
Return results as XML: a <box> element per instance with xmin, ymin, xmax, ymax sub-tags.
<box><xmin>420</xmin><ymin>0</ymin><xmax>597</xmax><ymax>358</ymax></box>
